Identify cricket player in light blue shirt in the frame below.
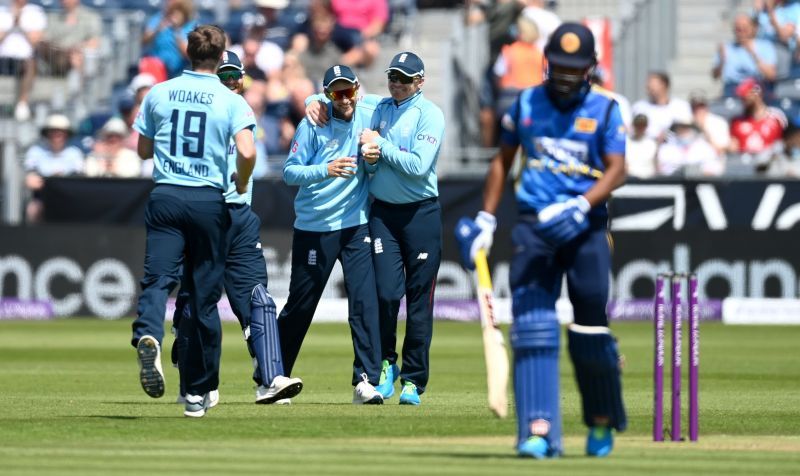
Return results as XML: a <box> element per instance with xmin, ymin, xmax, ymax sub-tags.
<box><xmin>361</xmin><ymin>52</ymin><xmax>445</xmax><ymax>406</ymax></box>
<box><xmin>130</xmin><ymin>25</ymin><xmax>257</xmax><ymax>418</ymax></box>
<box><xmin>279</xmin><ymin>65</ymin><xmax>385</xmax><ymax>404</ymax></box>
<box><xmin>170</xmin><ymin>50</ymin><xmax>303</xmax><ymax>408</ymax></box>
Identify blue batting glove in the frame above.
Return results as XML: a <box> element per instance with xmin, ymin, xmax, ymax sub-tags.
<box><xmin>454</xmin><ymin>211</ymin><xmax>496</xmax><ymax>270</ymax></box>
<box><xmin>535</xmin><ymin>196</ymin><xmax>591</xmax><ymax>247</ymax></box>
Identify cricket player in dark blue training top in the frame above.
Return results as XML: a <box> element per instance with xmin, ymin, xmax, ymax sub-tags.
<box><xmin>131</xmin><ymin>25</ymin><xmax>257</xmax><ymax>417</ymax></box>
<box><xmin>172</xmin><ymin>50</ymin><xmax>303</xmax><ymax>411</ymax></box>
<box><xmin>360</xmin><ymin>52</ymin><xmax>445</xmax><ymax>405</ymax></box>
<box><xmin>456</xmin><ymin>23</ymin><xmax>627</xmax><ymax>458</ymax></box>
<box><xmin>279</xmin><ymin>65</ymin><xmax>384</xmax><ymax>404</ymax></box>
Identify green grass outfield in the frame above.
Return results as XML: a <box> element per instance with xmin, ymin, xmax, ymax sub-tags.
<box><xmin>0</xmin><ymin>320</ymin><xmax>798</xmax><ymax>475</ymax></box>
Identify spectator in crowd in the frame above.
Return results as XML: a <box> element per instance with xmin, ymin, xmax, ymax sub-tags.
<box><xmin>522</xmin><ymin>0</ymin><xmax>562</xmax><ymax>51</ymax></box>
<box><xmin>38</xmin><ymin>0</ymin><xmax>101</xmax><ymax>84</ymax></box>
<box><xmin>249</xmin><ymin>0</ymin><xmax>302</xmax><ymax>51</ymax></box>
<box><xmin>0</xmin><ymin>0</ymin><xmax>46</xmax><ymax>122</ymax></box>
<box><xmin>23</xmin><ymin>114</ymin><xmax>84</xmax><ymax>223</ymax></box>
<box><xmin>236</xmin><ymin>35</ymin><xmax>269</xmax><ymax>81</ymax></box>
<box><xmin>241</xmin><ymin>79</ymin><xmax>271</xmax><ymax>177</ymax></box>
<box><xmin>656</xmin><ymin>109</ymin><xmax>724</xmax><ymax>177</ymax></box>
<box><xmin>753</xmin><ymin>0</ymin><xmax>799</xmax><ymax>46</ymax></box>
<box><xmin>294</xmin><ymin>6</ymin><xmax>366</xmax><ymax>86</ymax></box>
<box><xmin>84</xmin><ymin>117</ymin><xmax>141</xmax><ymax>178</ymax></box>
<box><xmin>632</xmin><ymin>71</ymin><xmax>692</xmax><ymax>142</ymax></box>
<box><xmin>330</xmin><ymin>0</ymin><xmax>389</xmax><ymax>67</ymax></box>
<box><xmin>713</xmin><ymin>13</ymin><xmax>777</xmax><ymax>97</ymax></box>
<box><xmin>141</xmin><ymin>0</ymin><xmax>197</xmax><ymax>79</ymax></box>
<box><xmin>626</xmin><ymin>114</ymin><xmax>658</xmax><ymax>179</ymax></box>
<box><xmin>689</xmin><ymin>91</ymin><xmax>731</xmax><ymax>155</ymax></box>
<box><xmin>278</xmin><ymin>51</ymin><xmax>312</xmax><ymax>135</ymax></box>
<box><xmin>590</xmin><ymin>66</ymin><xmax>632</xmax><ymax>127</ymax></box>
<box><xmin>119</xmin><ymin>73</ymin><xmax>156</xmax><ymax>155</ymax></box>
<box><xmin>492</xmin><ymin>12</ymin><xmax>544</xmax><ymax>120</ymax></box>
<box><xmin>771</xmin><ymin>125</ymin><xmax>800</xmax><ymax>176</ymax></box>
<box><xmin>467</xmin><ymin>0</ymin><xmax>523</xmax><ymax>146</ymax></box>
<box><xmin>729</xmin><ymin>77</ymin><xmax>787</xmax><ymax>166</ymax></box>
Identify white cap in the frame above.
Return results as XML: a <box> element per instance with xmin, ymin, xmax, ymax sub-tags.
<box><xmin>255</xmin><ymin>0</ymin><xmax>289</xmax><ymax>8</ymax></box>
<box><xmin>43</xmin><ymin>114</ymin><xmax>72</xmax><ymax>132</ymax></box>
<box><xmin>100</xmin><ymin>117</ymin><xmax>129</xmax><ymax>137</ymax></box>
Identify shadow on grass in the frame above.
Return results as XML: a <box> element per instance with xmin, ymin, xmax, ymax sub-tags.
<box><xmin>408</xmin><ymin>451</ymin><xmax>585</xmax><ymax>461</ymax></box>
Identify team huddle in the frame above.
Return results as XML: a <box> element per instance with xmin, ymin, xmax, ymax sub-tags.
<box><xmin>131</xmin><ymin>21</ymin><xmax>627</xmax><ymax>460</ymax></box>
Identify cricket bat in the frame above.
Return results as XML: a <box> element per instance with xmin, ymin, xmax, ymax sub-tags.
<box><xmin>474</xmin><ymin>249</ymin><xmax>509</xmax><ymax>418</ymax></box>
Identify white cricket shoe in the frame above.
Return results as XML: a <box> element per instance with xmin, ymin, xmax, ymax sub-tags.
<box><xmin>255</xmin><ymin>375</ymin><xmax>303</xmax><ymax>404</ymax></box>
<box><xmin>183</xmin><ymin>393</ymin><xmax>210</xmax><ymax>418</ymax></box>
<box><xmin>208</xmin><ymin>389</ymin><xmax>219</xmax><ymax>408</ymax></box>
<box><xmin>353</xmin><ymin>374</ymin><xmax>384</xmax><ymax>405</ymax></box>
<box><xmin>136</xmin><ymin>335</ymin><xmax>165</xmax><ymax>398</ymax></box>
<box><xmin>177</xmin><ymin>389</ymin><xmax>219</xmax><ymax>408</ymax></box>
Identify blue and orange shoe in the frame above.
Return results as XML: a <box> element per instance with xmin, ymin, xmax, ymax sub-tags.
<box><xmin>398</xmin><ymin>382</ymin><xmax>420</xmax><ymax>405</ymax></box>
<box><xmin>586</xmin><ymin>426</ymin><xmax>614</xmax><ymax>457</ymax></box>
<box><xmin>375</xmin><ymin>359</ymin><xmax>399</xmax><ymax>399</ymax></box>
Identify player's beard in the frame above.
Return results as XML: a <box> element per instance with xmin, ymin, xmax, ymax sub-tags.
<box><xmin>545</xmin><ymin>69</ymin><xmax>591</xmax><ymax>111</ymax></box>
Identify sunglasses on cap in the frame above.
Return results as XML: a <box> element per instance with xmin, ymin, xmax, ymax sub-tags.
<box><xmin>217</xmin><ymin>70</ymin><xmax>243</xmax><ymax>82</ymax></box>
<box><xmin>387</xmin><ymin>72</ymin><xmax>415</xmax><ymax>84</ymax></box>
<box><xmin>326</xmin><ymin>85</ymin><xmax>358</xmax><ymax>101</ymax></box>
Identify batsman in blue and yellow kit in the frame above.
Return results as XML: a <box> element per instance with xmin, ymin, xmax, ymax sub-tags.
<box><xmin>457</xmin><ymin>23</ymin><xmax>627</xmax><ymax>458</ymax></box>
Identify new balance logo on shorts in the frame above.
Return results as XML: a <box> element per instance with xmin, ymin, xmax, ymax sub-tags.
<box><xmin>417</xmin><ymin>253</ymin><xmax>428</xmax><ymax>260</ymax></box>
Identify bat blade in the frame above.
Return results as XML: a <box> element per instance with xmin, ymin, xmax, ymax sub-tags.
<box><xmin>474</xmin><ymin>249</ymin><xmax>509</xmax><ymax>418</ymax></box>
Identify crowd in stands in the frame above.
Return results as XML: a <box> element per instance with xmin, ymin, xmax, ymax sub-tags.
<box><xmin>468</xmin><ymin>0</ymin><xmax>800</xmax><ymax>180</ymax></box>
<box><xmin>10</xmin><ymin>0</ymin><xmax>800</xmax><ymax>225</ymax></box>
<box><xmin>5</xmin><ymin>0</ymin><xmax>409</xmax><ymax>223</ymax></box>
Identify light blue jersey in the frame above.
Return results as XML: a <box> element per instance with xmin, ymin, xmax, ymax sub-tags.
<box><xmin>134</xmin><ymin>70</ymin><xmax>255</xmax><ymax>190</ymax></box>
<box><xmin>366</xmin><ymin>91</ymin><xmax>444</xmax><ymax>204</ymax></box>
<box><xmin>500</xmin><ymin>85</ymin><xmax>626</xmax><ymax>216</ymax></box>
<box><xmin>283</xmin><ymin>95</ymin><xmax>379</xmax><ymax>232</ymax></box>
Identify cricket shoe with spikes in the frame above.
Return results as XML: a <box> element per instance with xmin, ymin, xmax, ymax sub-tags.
<box><xmin>136</xmin><ymin>335</ymin><xmax>165</xmax><ymax>398</ymax></box>
<box><xmin>255</xmin><ymin>375</ymin><xmax>303</xmax><ymax>404</ymax></box>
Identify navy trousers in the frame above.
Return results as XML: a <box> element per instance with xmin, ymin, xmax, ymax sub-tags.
<box><xmin>369</xmin><ymin>198</ymin><xmax>441</xmax><ymax>394</ymax></box>
<box><xmin>131</xmin><ymin>184</ymin><xmax>229</xmax><ymax>395</ymax></box>
<box><xmin>277</xmin><ymin>223</ymin><xmax>382</xmax><ymax>385</ymax></box>
<box><xmin>510</xmin><ymin>214</ymin><xmax>611</xmax><ymax>329</ymax></box>
<box><xmin>174</xmin><ymin>203</ymin><xmax>268</xmax><ymax>387</ymax></box>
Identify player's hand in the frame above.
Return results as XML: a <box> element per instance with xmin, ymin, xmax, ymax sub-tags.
<box><xmin>232</xmin><ymin>172</ymin><xmax>248</xmax><ymax>194</ymax></box>
<box><xmin>535</xmin><ymin>196</ymin><xmax>591</xmax><ymax>247</ymax></box>
<box><xmin>327</xmin><ymin>157</ymin><xmax>357</xmax><ymax>178</ymax></box>
<box><xmin>361</xmin><ymin>142</ymin><xmax>380</xmax><ymax>164</ymax></box>
<box><xmin>454</xmin><ymin>211</ymin><xmax>497</xmax><ymax>270</ymax></box>
<box><xmin>306</xmin><ymin>100</ymin><xmax>329</xmax><ymax>126</ymax></box>
<box><xmin>360</xmin><ymin>128</ymin><xmax>380</xmax><ymax>145</ymax></box>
